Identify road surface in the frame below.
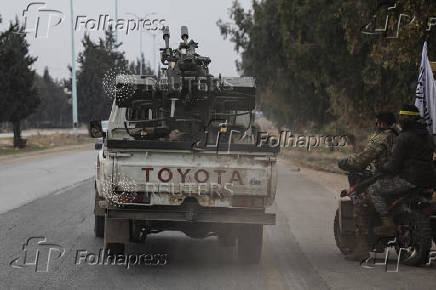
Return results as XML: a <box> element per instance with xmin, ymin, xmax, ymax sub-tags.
<box><xmin>0</xmin><ymin>149</ymin><xmax>435</xmax><ymax>289</ymax></box>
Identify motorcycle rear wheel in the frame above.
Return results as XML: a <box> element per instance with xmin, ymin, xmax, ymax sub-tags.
<box><xmin>431</xmin><ymin>217</ymin><xmax>436</xmax><ymax>245</ymax></box>
<box><xmin>334</xmin><ymin>209</ymin><xmax>357</xmax><ymax>255</ymax></box>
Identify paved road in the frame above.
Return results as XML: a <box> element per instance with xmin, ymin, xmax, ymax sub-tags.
<box><xmin>0</xmin><ymin>147</ymin><xmax>96</xmax><ymax>214</ymax></box>
<box><xmin>0</xmin><ymin>150</ymin><xmax>435</xmax><ymax>289</ymax></box>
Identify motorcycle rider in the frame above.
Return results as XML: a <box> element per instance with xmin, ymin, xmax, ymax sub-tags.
<box><xmin>338</xmin><ymin>111</ymin><xmax>397</xmax><ymax>261</ymax></box>
<box><xmin>368</xmin><ymin>105</ymin><xmax>436</xmax><ymax>234</ymax></box>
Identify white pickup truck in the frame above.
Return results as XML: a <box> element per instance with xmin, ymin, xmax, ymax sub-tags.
<box><xmin>92</xmin><ymin>101</ymin><xmax>278</xmax><ymax>263</ymax></box>
<box><xmin>91</xmin><ymin>26</ymin><xmax>278</xmax><ymax>263</ymax></box>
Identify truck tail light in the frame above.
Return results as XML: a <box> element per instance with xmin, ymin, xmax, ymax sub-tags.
<box><xmin>232</xmin><ymin>196</ymin><xmax>264</xmax><ymax>208</ymax></box>
<box><xmin>115</xmin><ymin>192</ymin><xmax>150</xmax><ymax>204</ymax></box>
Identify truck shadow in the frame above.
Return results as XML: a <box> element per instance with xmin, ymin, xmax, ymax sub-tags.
<box><xmin>126</xmin><ymin>232</ymin><xmax>242</xmax><ymax>267</ymax></box>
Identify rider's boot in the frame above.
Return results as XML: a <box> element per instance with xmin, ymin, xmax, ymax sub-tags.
<box><xmin>374</xmin><ymin>217</ymin><xmax>395</xmax><ymax>236</ymax></box>
<box><xmin>345</xmin><ymin>235</ymin><xmax>370</xmax><ymax>261</ymax></box>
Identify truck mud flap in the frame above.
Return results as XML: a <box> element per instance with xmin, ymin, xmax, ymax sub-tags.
<box><xmin>106</xmin><ymin>207</ymin><xmax>276</xmax><ymax>225</ymax></box>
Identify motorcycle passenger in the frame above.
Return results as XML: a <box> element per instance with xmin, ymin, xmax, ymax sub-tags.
<box><xmin>368</xmin><ymin>105</ymin><xmax>436</xmax><ymax>234</ymax></box>
<box><xmin>338</xmin><ymin>112</ymin><xmax>397</xmax><ymax>261</ymax></box>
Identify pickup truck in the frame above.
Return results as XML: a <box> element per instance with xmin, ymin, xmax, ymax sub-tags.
<box><xmin>92</xmin><ymin>102</ymin><xmax>278</xmax><ymax>264</ymax></box>
<box><xmin>90</xmin><ymin>26</ymin><xmax>278</xmax><ymax>264</ymax></box>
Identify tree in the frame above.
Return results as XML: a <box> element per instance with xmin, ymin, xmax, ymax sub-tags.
<box><xmin>218</xmin><ymin>0</ymin><xmax>338</xmax><ymax>130</ymax></box>
<box><xmin>0</xmin><ymin>18</ymin><xmax>39</xmax><ymax>147</ymax></box>
<box><xmin>329</xmin><ymin>0</ymin><xmax>436</xmax><ymax>128</ymax></box>
<box><xmin>218</xmin><ymin>0</ymin><xmax>436</xmax><ymax>132</ymax></box>
<box><xmin>74</xmin><ymin>30</ymin><xmax>128</xmax><ymax>125</ymax></box>
<box><xmin>27</xmin><ymin>67</ymin><xmax>72</xmax><ymax>128</ymax></box>
<box><xmin>129</xmin><ymin>53</ymin><xmax>154</xmax><ymax>75</ymax></box>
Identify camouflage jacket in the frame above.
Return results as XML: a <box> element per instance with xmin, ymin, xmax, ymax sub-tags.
<box><xmin>346</xmin><ymin>129</ymin><xmax>397</xmax><ymax>172</ymax></box>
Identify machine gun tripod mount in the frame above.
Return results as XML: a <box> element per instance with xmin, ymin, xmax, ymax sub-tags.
<box><xmin>116</xmin><ymin>26</ymin><xmax>256</xmax><ymax>142</ymax></box>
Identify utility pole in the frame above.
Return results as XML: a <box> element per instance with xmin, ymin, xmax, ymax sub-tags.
<box><xmin>140</xmin><ymin>30</ymin><xmax>143</xmax><ymax>75</ymax></box>
<box><xmin>114</xmin><ymin>0</ymin><xmax>118</xmax><ymax>48</ymax></box>
<box><xmin>153</xmin><ymin>33</ymin><xmax>156</xmax><ymax>75</ymax></box>
<box><xmin>70</xmin><ymin>0</ymin><xmax>78</xmax><ymax>134</ymax></box>
<box><xmin>126</xmin><ymin>12</ymin><xmax>157</xmax><ymax>75</ymax></box>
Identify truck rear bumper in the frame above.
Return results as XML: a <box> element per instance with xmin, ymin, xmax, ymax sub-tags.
<box><xmin>105</xmin><ymin>206</ymin><xmax>276</xmax><ymax>225</ymax></box>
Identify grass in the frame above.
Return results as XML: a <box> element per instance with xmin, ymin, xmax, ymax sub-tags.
<box><xmin>0</xmin><ymin>133</ymin><xmax>93</xmax><ymax>156</ymax></box>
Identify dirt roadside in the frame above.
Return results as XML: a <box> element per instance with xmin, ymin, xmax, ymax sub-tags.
<box><xmin>0</xmin><ymin>133</ymin><xmax>93</xmax><ymax>159</ymax></box>
<box><xmin>0</xmin><ymin>143</ymin><xmax>94</xmax><ymax>163</ymax></box>
<box><xmin>281</xmin><ymin>158</ymin><xmax>347</xmax><ymax>196</ymax></box>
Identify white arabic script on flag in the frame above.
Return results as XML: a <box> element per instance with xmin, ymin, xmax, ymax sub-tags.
<box><xmin>415</xmin><ymin>41</ymin><xmax>436</xmax><ymax>134</ymax></box>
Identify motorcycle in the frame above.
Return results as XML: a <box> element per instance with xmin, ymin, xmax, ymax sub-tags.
<box><xmin>334</xmin><ymin>170</ymin><xmax>436</xmax><ymax>266</ymax></box>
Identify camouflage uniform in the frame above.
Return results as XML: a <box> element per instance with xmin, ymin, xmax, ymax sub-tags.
<box><xmin>346</xmin><ymin>129</ymin><xmax>396</xmax><ymax>173</ymax></box>
<box><xmin>367</xmin><ymin>176</ymin><xmax>415</xmax><ymax>216</ymax></box>
<box><xmin>342</xmin><ymin>129</ymin><xmax>397</xmax><ymax>237</ymax></box>
<box><xmin>368</xmin><ymin>123</ymin><xmax>435</xmax><ymax>216</ymax></box>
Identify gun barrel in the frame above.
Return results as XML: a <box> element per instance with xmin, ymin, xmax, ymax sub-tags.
<box><xmin>181</xmin><ymin>26</ymin><xmax>189</xmax><ymax>42</ymax></box>
<box><xmin>163</xmin><ymin>26</ymin><xmax>170</xmax><ymax>48</ymax></box>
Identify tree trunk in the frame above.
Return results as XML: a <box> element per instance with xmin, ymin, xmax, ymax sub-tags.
<box><xmin>13</xmin><ymin>120</ymin><xmax>25</xmax><ymax>148</ymax></box>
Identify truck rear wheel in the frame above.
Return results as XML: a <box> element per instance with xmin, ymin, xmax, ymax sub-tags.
<box><xmin>105</xmin><ymin>243</ymin><xmax>125</xmax><ymax>256</ymax></box>
<box><xmin>237</xmin><ymin>224</ymin><xmax>263</xmax><ymax>264</ymax></box>
<box><xmin>94</xmin><ymin>215</ymin><xmax>105</xmax><ymax>238</ymax></box>
<box><xmin>94</xmin><ymin>188</ymin><xmax>105</xmax><ymax>238</ymax></box>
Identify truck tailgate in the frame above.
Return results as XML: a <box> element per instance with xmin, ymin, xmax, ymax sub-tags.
<box><xmin>108</xmin><ymin>150</ymin><xmax>277</xmax><ymax>207</ymax></box>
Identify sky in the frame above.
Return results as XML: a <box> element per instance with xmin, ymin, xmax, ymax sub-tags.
<box><xmin>0</xmin><ymin>0</ymin><xmax>252</xmax><ymax>80</ymax></box>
